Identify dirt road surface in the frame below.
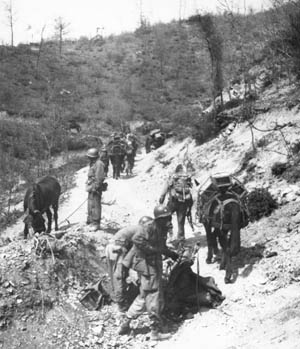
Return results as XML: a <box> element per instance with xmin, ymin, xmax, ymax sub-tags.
<box><xmin>1</xmin><ymin>119</ymin><xmax>300</xmax><ymax>348</ymax></box>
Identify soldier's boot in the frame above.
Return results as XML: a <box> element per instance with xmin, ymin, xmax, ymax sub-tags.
<box><xmin>117</xmin><ymin>302</ymin><xmax>129</xmax><ymax>313</ymax></box>
<box><xmin>150</xmin><ymin>330</ymin><xmax>171</xmax><ymax>341</ymax></box>
<box><xmin>117</xmin><ymin>317</ymin><xmax>131</xmax><ymax>335</ymax></box>
<box><xmin>149</xmin><ymin>321</ymin><xmax>171</xmax><ymax>341</ymax></box>
<box><xmin>90</xmin><ymin>224</ymin><xmax>100</xmax><ymax>232</ymax></box>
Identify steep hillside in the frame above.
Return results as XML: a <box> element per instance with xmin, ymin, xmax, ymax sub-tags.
<box><xmin>1</xmin><ymin>77</ymin><xmax>300</xmax><ymax>348</ymax></box>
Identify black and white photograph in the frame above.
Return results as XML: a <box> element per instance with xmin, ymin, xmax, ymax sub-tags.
<box><xmin>0</xmin><ymin>0</ymin><xmax>300</xmax><ymax>348</ymax></box>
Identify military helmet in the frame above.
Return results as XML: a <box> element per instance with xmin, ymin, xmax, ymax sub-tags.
<box><xmin>86</xmin><ymin>148</ymin><xmax>99</xmax><ymax>158</ymax></box>
<box><xmin>153</xmin><ymin>205</ymin><xmax>172</xmax><ymax>219</ymax></box>
<box><xmin>138</xmin><ymin>216</ymin><xmax>153</xmax><ymax>226</ymax></box>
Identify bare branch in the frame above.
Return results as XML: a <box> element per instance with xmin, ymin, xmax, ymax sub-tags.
<box><xmin>54</xmin><ymin>17</ymin><xmax>70</xmax><ymax>56</ymax></box>
<box><xmin>4</xmin><ymin>0</ymin><xmax>17</xmax><ymax>46</ymax></box>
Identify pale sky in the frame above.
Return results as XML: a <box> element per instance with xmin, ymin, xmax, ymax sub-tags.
<box><xmin>0</xmin><ymin>0</ymin><xmax>271</xmax><ymax>44</ymax></box>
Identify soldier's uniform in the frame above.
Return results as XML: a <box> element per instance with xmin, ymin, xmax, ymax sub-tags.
<box><xmin>100</xmin><ymin>150</ymin><xmax>109</xmax><ymax>176</ymax></box>
<box><xmin>86</xmin><ymin>154</ymin><xmax>105</xmax><ymax>230</ymax></box>
<box><xmin>106</xmin><ymin>225</ymin><xmax>143</xmax><ymax>311</ymax></box>
<box><xmin>118</xmin><ymin>206</ymin><xmax>178</xmax><ymax>340</ymax></box>
<box><xmin>159</xmin><ymin>165</ymin><xmax>193</xmax><ymax>241</ymax></box>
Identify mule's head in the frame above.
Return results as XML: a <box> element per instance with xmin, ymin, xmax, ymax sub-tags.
<box><xmin>24</xmin><ymin>210</ymin><xmax>46</xmax><ymax>234</ymax></box>
<box><xmin>32</xmin><ymin>210</ymin><xmax>46</xmax><ymax>233</ymax></box>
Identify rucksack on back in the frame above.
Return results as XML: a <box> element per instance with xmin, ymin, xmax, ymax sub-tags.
<box><xmin>170</xmin><ymin>173</ymin><xmax>192</xmax><ymax>202</ymax></box>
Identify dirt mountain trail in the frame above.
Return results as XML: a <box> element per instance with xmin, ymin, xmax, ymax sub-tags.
<box><xmin>1</xmin><ymin>102</ymin><xmax>300</xmax><ymax>348</ymax></box>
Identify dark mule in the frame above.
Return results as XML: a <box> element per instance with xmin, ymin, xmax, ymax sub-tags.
<box><xmin>23</xmin><ymin>176</ymin><xmax>61</xmax><ymax>239</ymax></box>
<box><xmin>202</xmin><ymin>194</ymin><xmax>242</xmax><ymax>284</ymax></box>
<box><xmin>108</xmin><ymin>143</ymin><xmax>126</xmax><ymax>179</ymax></box>
<box><xmin>109</xmin><ymin>154</ymin><xmax>125</xmax><ymax>179</ymax></box>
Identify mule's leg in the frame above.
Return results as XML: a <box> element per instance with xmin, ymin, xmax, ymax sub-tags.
<box><xmin>45</xmin><ymin>208</ymin><xmax>52</xmax><ymax>234</ymax></box>
<box><xmin>176</xmin><ymin>202</ymin><xmax>186</xmax><ymax>241</ymax></box>
<box><xmin>116</xmin><ymin>163</ymin><xmax>120</xmax><ymax>179</ymax></box>
<box><xmin>230</xmin><ymin>211</ymin><xmax>241</xmax><ymax>256</ymax></box>
<box><xmin>218</xmin><ymin>230</ymin><xmax>232</xmax><ymax>283</ymax></box>
<box><xmin>224</xmin><ymin>246</ymin><xmax>232</xmax><ymax>284</ymax></box>
<box><xmin>204</xmin><ymin>223</ymin><xmax>214</xmax><ymax>264</ymax></box>
<box><xmin>218</xmin><ymin>230</ymin><xmax>227</xmax><ymax>270</ymax></box>
<box><xmin>130</xmin><ymin>156</ymin><xmax>134</xmax><ymax>174</ymax></box>
<box><xmin>113</xmin><ymin>164</ymin><xmax>116</xmax><ymax>179</ymax></box>
<box><xmin>53</xmin><ymin>203</ymin><xmax>59</xmax><ymax>231</ymax></box>
<box><xmin>24</xmin><ymin>223</ymin><xmax>29</xmax><ymax>239</ymax></box>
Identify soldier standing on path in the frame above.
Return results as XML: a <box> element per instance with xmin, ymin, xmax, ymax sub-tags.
<box><xmin>117</xmin><ymin>205</ymin><xmax>179</xmax><ymax>341</ymax></box>
<box><xmin>85</xmin><ymin>148</ymin><xmax>106</xmax><ymax>231</ymax></box>
<box><xmin>99</xmin><ymin>146</ymin><xmax>109</xmax><ymax>177</ymax></box>
<box><xmin>159</xmin><ymin>163</ymin><xmax>194</xmax><ymax>242</ymax></box>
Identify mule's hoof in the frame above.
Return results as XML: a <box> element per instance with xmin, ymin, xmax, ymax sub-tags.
<box><xmin>206</xmin><ymin>258</ymin><xmax>212</xmax><ymax>264</ymax></box>
<box><xmin>224</xmin><ymin>278</ymin><xmax>231</xmax><ymax>284</ymax></box>
<box><xmin>219</xmin><ymin>264</ymin><xmax>225</xmax><ymax>270</ymax></box>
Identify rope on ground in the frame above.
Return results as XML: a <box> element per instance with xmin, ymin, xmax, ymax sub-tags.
<box><xmin>58</xmin><ymin>197</ymin><xmax>116</xmax><ymax>226</ymax></box>
<box><xmin>59</xmin><ymin>198</ymin><xmax>88</xmax><ymax>226</ymax></box>
<box><xmin>45</xmin><ymin>236</ymin><xmax>56</xmax><ymax>264</ymax></box>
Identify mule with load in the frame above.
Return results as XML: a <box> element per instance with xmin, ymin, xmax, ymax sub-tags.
<box><xmin>196</xmin><ymin>174</ymin><xmax>248</xmax><ymax>283</ymax></box>
<box><xmin>107</xmin><ymin>138</ymin><xmax>127</xmax><ymax>179</ymax></box>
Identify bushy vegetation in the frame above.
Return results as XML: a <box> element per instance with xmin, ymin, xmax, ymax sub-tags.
<box><xmin>246</xmin><ymin>188</ymin><xmax>278</xmax><ymax>221</ymax></box>
<box><xmin>269</xmin><ymin>0</ymin><xmax>300</xmax><ymax>77</ymax></box>
<box><xmin>0</xmin><ymin>1</ymin><xmax>299</xmax><ymax>205</ymax></box>
<box><xmin>271</xmin><ymin>161</ymin><xmax>289</xmax><ymax>176</ymax></box>
<box><xmin>272</xmin><ymin>156</ymin><xmax>300</xmax><ymax>183</ymax></box>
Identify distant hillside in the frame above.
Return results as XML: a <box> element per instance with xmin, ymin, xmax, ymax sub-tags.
<box><xmin>0</xmin><ymin>9</ymin><xmax>278</xmax><ymax>133</ymax></box>
<box><xmin>0</xmin><ymin>2</ymin><xmax>299</xmax><ymax>192</ymax></box>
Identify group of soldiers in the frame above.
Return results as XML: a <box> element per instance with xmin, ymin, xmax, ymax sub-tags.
<box><xmin>85</xmin><ymin>129</ymin><xmax>196</xmax><ymax>340</ymax></box>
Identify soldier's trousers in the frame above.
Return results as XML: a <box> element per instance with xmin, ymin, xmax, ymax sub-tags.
<box><xmin>114</xmin><ymin>262</ymin><xmax>129</xmax><ymax>307</ymax></box>
<box><xmin>87</xmin><ymin>191</ymin><xmax>102</xmax><ymax>225</ymax></box>
<box><xmin>126</xmin><ymin>272</ymin><xmax>164</xmax><ymax>328</ymax></box>
<box><xmin>168</xmin><ymin>197</ymin><xmax>193</xmax><ymax>240</ymax></box>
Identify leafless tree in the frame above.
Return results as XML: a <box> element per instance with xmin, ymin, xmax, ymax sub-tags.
<box><xmin>4</xmin><ymin>0</ymin><xmax>16</xmax><ymax>46</ymax></box>
<box><xmin>187</xmin><ymin>14</ymin><xmax>224</xmax><ymax>123</ymax></box>
<box><xmin>54</xmin><ymin>17</ymin><xmax>70</xmax><ymax>56</ymax></box>
<box><xmin>36</xmin><ymin>25</ymin><xmax>46</xmax><ymax>75</ymax></box>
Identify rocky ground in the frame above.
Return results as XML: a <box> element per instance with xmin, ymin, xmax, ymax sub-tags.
<box><xmin>1</xmin><ymin>86</ymin><xmax>300</xmax><ymax>348</ymax></box>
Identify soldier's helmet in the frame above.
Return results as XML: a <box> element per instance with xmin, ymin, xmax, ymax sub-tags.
<box><xmin>138</xmin><ymin>216</ymin><xmax>153</xmax><ymax>226</ymax></box>
<box><xmin>153</xmin><ymin>205</ymin><xmax>172</xmax><ymax>220</ymax></box>
<box><xmin>86</xmin><ymin>148</ymin><xmax>99</xmax><ymax>158</ymax></box>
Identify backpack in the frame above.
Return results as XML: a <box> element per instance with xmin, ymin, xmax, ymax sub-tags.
<box><xmin>170</xmin><ymin>173</ymin><xmax>192</xmax><ymax>202</ymax></box>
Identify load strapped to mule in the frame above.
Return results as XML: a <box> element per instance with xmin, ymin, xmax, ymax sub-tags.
<box><xmin>107</xmin><ymin>138</ymin><xmax>127</xmax><ymax>157</ymax></box>
<box><xmin>197</xmin><ymin>173</ymin><xmax>249</xmax><ymax>230</ymax></box>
